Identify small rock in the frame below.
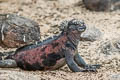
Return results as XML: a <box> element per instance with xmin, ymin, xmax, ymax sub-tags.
<box><xmin>100</xmin><ymin>41</ymin><xmax>114</xmax><ymax>55</ymax></box>
<box><xmin>112</xmin><ymin>39</ymin><xmax>120</xmax><ymax>50</ymax></box>
<box><xmin>99</xmin><ymin>37</ymin><xmax>120</xmax><ymax>55</ymax></box>
<box><xmin>109</xmin><ymin>74</ymin><xmax>120</xmax><ymax>80</ymax></box>
<box><xmin>83</xmin><ymin>0</ymin><xmax>120</xmax><ymax>11</ymax></box>
<box><xmin>58</xmin><ymin>0</ymin><xmax>80</xmax><ymax>6</ymax></box>
<box><xmin>81</xmin><ymin>27</ymin><xmax>102</xmax><ymax>41</ymax></box>
<box><xmin>0</xmin><ymin>14</ymin><xmax>40</xmax><ymax>48</ymax></box>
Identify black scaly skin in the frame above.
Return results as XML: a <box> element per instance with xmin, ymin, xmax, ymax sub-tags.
<box><xmin>0</xmin><ymin>19</ymin><xmax>101</xmax><ymax>72</ymax></box>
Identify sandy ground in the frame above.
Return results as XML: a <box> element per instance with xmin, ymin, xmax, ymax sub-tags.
<box><xmin>0</xmin><ymin>0</ymin><xmax>120</xmax><ymax>80</ymax></box>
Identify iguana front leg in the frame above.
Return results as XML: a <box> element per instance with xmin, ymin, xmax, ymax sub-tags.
<box><xmin>74</xmin><ymin>53</ymin><xmax>101</xmax><ymax>70</ymax></box>
<box><xmin>64</xmin><ymin>50</ymin><xmax>97</xmax><ymax>72</ymax></box>
<box><xmin>64</xmin><ymin>50</ymin><xmax>82</xmax><ymax>72</ymax></box>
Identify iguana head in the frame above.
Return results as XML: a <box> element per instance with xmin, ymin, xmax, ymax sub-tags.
<box><xmin>60</xmin><ymin>19</ymin><xmax>86</xmax><ymax>33</ymax></box>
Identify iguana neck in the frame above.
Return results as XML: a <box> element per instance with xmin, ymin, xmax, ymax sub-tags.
<box><xmin>64</xmin><ymin>31</ymin><xmax>81</xmax><ymax>48</ymax></box>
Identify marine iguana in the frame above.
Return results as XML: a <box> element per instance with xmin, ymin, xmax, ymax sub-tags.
<box><xmin>0</xmin><ymin>19</ymin><xmax>100</xmax><ymax>72</ymax></box>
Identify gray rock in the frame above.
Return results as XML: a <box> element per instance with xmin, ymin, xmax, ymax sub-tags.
<box><xmin>83</xmin><ymin>0</ymin><xmax>120</xmax><ymax>11</ymax></box>
<box><xmin>58</xmin><ymin>0</ymin><xmax>80</xmax><ymax>6</ymax></box>
<box><xmin>99</xmin><ymin>38</ymin><xmax>120</xmax><ymax>55</ymax></box>
<box><xmin>100</xmin><ymin>41</ymin><xmax>114</xmax><ymax>55</ymax></box>
<box><xmin>0</xmin><ymin>14</ymin><xmax>40</xmax><ymax>48</ymax></box>
<box><xmin>109</xmin><ymin>74</ymin><xmax>120</xmax><ymax>80</ymax></box>
<box><xmin>81</xmin><ymin>27</ymin><xmax>102</xmax><ymax>41</ymax></box>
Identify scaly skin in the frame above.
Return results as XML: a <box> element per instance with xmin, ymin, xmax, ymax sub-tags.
<box><xmin>0</xmin><ymin>19</ymin><xmax>101</xmax><ymax>72</ymax></box>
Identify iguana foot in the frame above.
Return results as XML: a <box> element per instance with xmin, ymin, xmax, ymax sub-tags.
<box><xmin>83</xmin><ymin>64</ymin><xmax>101</xmax><ymax>72</ymax></box>
<box><xmin>84</xmin><ymin>65</ymin><xmax>97</xmax><ymax>72</ymax></box>
<box><xmin>91</xmin><ymin>64</ymin><xmax>101</xmax><ymax>69</ymax></box>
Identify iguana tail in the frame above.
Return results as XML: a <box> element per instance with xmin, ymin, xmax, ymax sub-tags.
<box><xmin>0</xmin><ymin>51</ymin><xmax>17</xmax><ymax>68</ymax></box>
<box><xmin>0</xmin><ymin>51</ymin><xmax>15</xmax><ymax>60</ymax></box>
